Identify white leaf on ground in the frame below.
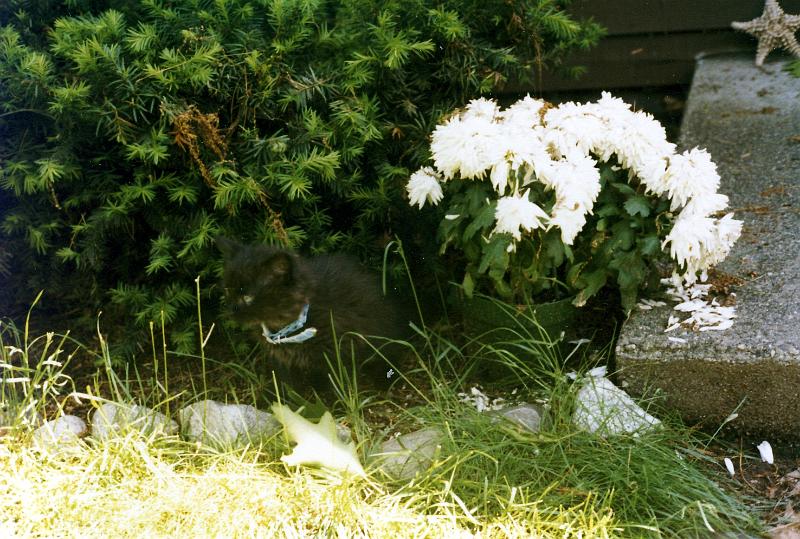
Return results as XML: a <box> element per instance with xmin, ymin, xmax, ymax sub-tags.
<box><xmin>271</xmin><ymin>404</ymin><xmax>365</xmax><ymax>477</ymax></box>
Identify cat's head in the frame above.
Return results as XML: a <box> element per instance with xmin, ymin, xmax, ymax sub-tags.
<box><xmin>216</xmin><ymin>237</ymin><xmax>309</xmax><ymax>327</ymax></box>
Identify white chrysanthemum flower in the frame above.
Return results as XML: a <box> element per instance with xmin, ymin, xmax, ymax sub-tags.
<box><xmin>706</xmin><ymin>213</ymin><xmax>743</xmax><ymax>266</ymax></box>
<box><xmin>544</xmin><ymin>102</ymin><xmax>607</xmax><ymax>157</ymax></box>
<box><xmin>507</xmin><ymin>125</ymin><xmax>554</xmax><ymax>176</ymax></box>
<box><xmin>463</xmin><ymin>97</ymin><xmax>500</xmax><ymax>120</ymax></box>
<box><xmin>430</xmin><ymin>114</ymin><xmax>503</xmax><ymax>179</ymax></box>
<box><xmin>663</xmin><ymin>148</ymin><xmax>721</xmax><ymax>210</ymax></box>
<box><xmin>550</xmin><ymin>207</ymin><xmax>587</xmax><ymax>245</ymax></box>
<box><xmin>406</xmin><ymin>167</ymin><xmax>444</xmax><ymax>209</ymax></box>
<box><xmin>490</xmin><ymin>160</ymin><xmax>511</xmax><ymax>193</ymax></box>
<box><xmin>501</xmin><ymin>95</ymin><xmax>545</xmax><ymax>128</ymax></box>
<box><xmin>415</xmin><ymin>93</ymin><xmax>741</xmax><ymax>310</ymax></box>
<box><xmin>544</xmin><ymin>154</ymin><xmax>601</xmax><ymax>214</ymax></box>
<box><xmin>493</xmin><ymin>191</ymin><xmax>549</xmax><ymax>241</ymax></box>
<box><xmin>625</xmin><ymin>110</ymin><xmax>670</xmax><ymax>150</ymax></box>
<box><xmin>633</xmin><ymin>154</ymin><xmax>671</xmax><ymax>195</ymax></box>
<box><xmin>665</xmin><ymin>211</ymin><xmax>742</xmax><ymax>281</ymax></box>
<box><xmin>593</xmin><ymin>92</ymin><xmax>636</xmax><ymax>125</ymax></box>
<box><xmin>682</xmin><ymin>192</ymin><xmax>729</xmax><ymax>217</ymax></box>
<box><xmin>664</xmin><ymin>214</ymin><xmax>717</xmax><ymax>275</ymax></box>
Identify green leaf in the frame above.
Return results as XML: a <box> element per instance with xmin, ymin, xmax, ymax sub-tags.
<box><xmin>478</xmin><ymin>235</ymin><xmax>510</xmax><ymax>275</ymax></box>
<box><xmin>596</xmin><ymin>202</ymin><xmax>621</xmax><ymax>218</ymax></box>
<box><xmin>624</xmin><ymin>196</ymin><xmax>651</xmax><ymax>217</ymax></box>
<box><xmin>611</xmin><ymin>182</ymin><xmax>636</xmax><ymax>196</ymax></box>
<box><xmin>638</xmin><ymin>235</ymin><xmax>661</xmax><ymax>256</ymax></box>
<box><xmin>462</xmin><ymin>271</ymin><xmax>475</xmax><ymax>298</ymax></box>
<box><xmin>573</xmin><ymin>269</ymin><xmax>608</xmax><ymax>307</ymax></box>
<box><xmin>609</xmin><ymin>222</ymin><xmax>635</xmax><ymax>251</ymax></box>
<box><xmin>462</xmin><ymin>202</ymin><xmax>496</xmax><ymax>242</ymax></box>
<box><xmin>56</xmin><ymin>247</ymin><xmax>79</xmax><ymax>263</ymax></box>
<box><xmin>167</xmin><ymin>184</ymin><xmax>199</xmax><ymax>206</ymax></box>
<box><xmin>784</xmin><ymin>59</ymin><xmax>800</xmax><ymax>78</ymax></box>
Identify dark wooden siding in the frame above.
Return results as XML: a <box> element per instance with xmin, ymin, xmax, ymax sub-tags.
<box><xmin>539</xmin><ymin>0</ymin><xmax>800</xmax><ymax>90</ymax></box>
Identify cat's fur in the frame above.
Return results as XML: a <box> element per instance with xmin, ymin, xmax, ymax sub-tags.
<box><xmin>216</xmin><ymin>237</ymin><xmax>406</xmax><ymax>389</ymax></box>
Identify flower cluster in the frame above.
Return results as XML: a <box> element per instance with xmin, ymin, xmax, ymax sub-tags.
<box><xmin>407</xmin><ymin>93</ymin><xmax>742</xmax><ymax>289</ymax></box>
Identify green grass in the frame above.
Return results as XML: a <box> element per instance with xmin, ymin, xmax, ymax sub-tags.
<box><xmin>0</xmin><ymin>296</ymin><xmax>766</xmax><ymax>538</ymax></box>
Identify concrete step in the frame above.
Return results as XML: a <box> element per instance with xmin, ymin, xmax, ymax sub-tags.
<box><xmin>616</xmin><ymin>52</ymin><xmax>800</xmax><ymax>441</ymax></box>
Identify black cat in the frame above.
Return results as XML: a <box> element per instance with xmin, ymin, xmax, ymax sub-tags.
<box><xmin>216</xmin><ymin>237</ymin><xmax>407</xmax><ymax>390</ymax></box>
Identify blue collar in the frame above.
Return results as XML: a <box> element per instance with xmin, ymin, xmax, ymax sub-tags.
<box><xmin>261</xmin><ymin>303</ymin><xmax>317</xmax><ymax>344</ymax></box>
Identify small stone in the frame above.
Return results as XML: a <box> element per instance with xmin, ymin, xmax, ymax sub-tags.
<box><xmin>335</xmin><ymin>423</ymin><xmax>353</xmax><ymax>444</ymax></box>
<box><xmin>179</xmin><ymin>400</ymin><xmax>281</xmax><ymax>450</ymax></box>
<box><xmin>31</xmin><ymin>415</ymin><xmax>87</xmax><ymax>454</ymax></box>
<box><xmin>491</xmin><ymin>404</ymin><xmax>543</xmax><ymax>433</ymax></box>
<box><xmin>573</xmin><ymin>376</ymin><xmax>661</xmax><ymax>437</ymax></box>
<box><xmin>91</xmin><ymin>402</ymin><xmax>178</xmax><ymax>441</ymax></box>
<box><xmin>373</xmin><ymin>427</ymin><xmax>443</xmax><ymax>480</ymax></box>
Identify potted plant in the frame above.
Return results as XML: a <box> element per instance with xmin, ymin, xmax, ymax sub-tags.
<box><xmin>406</xmin><ymin>94</ymin><xmax>742</xmax><ymax>338</ymax></box>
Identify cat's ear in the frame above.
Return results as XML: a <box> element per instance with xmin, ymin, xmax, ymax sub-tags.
<box><xmin>264</xmin><ymin>251</ymin><xmax>294</xmax><ymax>281</ymax></box>
<box><xmin>215</xmin><ymin>236</ymin><xmax>240</xmax><ymax>258</ymax></box>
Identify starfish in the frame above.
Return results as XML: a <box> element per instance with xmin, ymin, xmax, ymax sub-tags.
<box><xmin>732</xmin><ymin>0</ymin><xmax>800</xmax><ymax>66</ymax></box>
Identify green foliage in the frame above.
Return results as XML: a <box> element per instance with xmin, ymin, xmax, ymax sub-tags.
<box><xmin>439</xmin><ymin>161</ymin><xmax>672</xmax><ymax>311</ymax></box>
<box><xmin>0</xmin><ymin>0</ymin><xmax>603</xmax><ymax>352</ymax></box>
<box><xmin>569</xmin><ymin>165</ymin><xmax>671</xmax><ymax>310</ymax></box>
<box><xmin>785</xmin><ymin>58</ymin><xmax>800</xmax><ymax>77</ymax></box>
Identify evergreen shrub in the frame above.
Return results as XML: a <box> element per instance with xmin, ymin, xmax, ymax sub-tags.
<box><xmin>0</xmin><ymin>0</ymin><xmax>602</xmax><ymax>353</ymax></box>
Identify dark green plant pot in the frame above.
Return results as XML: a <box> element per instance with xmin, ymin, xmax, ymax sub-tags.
<box><xmin>459</xmin><ymin>295</ymin><xmax>582</xmax><ymax>345</ymax></box>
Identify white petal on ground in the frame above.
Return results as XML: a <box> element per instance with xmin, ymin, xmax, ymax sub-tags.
<box><xmin>724</xmin><ymin>457</ymin><xmax>736</xmax><ymax>476</ymax></box>
<box><xmin>757</xmin><ymin>440</ymin><xmax>774</xmax><ymax>465</ymax></box>
<box><xmin>660</xmin><ymin>274</ymin><xmax>738</xmax><ymax>332</ymax></box>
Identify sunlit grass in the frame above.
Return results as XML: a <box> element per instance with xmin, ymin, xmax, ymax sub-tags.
<box><xmin>0</xmin><ymin>431</ymin><xmax>620</xmax><ymax>538</ymax></box>
<box><xmin>0</xmin><ymin>289</ymin><xmax>766</xmax><ymax>538</ymax></box>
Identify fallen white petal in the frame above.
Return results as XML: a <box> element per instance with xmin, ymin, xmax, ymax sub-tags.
<box><xmin>757</xmin><ymin>440</ymin><xmax>774</xmax><ymax>464</ymax></box>
<box><xmin>674</xmin><ymin>299</ymin><xmax>708</xmax><ymax>312</ymax></box>
<box><xmin>724</xmin><ymin>457</ymin><xmax>735</xmax><ymax>477</ymax></box>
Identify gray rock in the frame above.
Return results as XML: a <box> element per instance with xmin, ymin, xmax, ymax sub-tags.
<box><xmin>90</xmin><ymin>402</ymin><xmax>178</xmax><ymax>441</ymax></box>
<box><xmin>179</xmin><ymin>400</ymin><xmax>281</xmax><ymax>449</ymax></box>
<box><xmin>616</xmin><ymin>53</ymin><xmax>800</xmax><ymax>441</ymax></box>
<box><xmin>491</xmin><ymin>404</ymin><xmax>543</xmax><ymax>433</ymax></box>
<box><xmin>31</xmin><ymin>415</ymin><xmax>87</xmax><ymax>453</ymax></box>
<box><xmin>573</xmin><ymin>376</ymin><xmax>661</xmax><ymax>436</ymax></box>
<box><xmin>373</xmin><ymin>427</ymin><xmax>444</xmax><ymax>480</ymax></box>
<box><xmin>335</xmin><ymin>423</ymin><xmax>353</xmax><ymax>444</ymax></box>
